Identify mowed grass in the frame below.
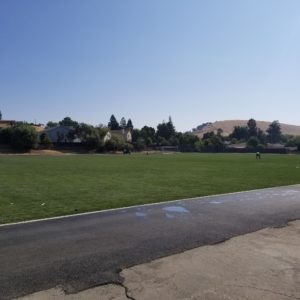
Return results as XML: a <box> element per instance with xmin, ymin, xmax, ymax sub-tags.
<box><xmin>0</xmin><ymin>153</ymin><xmax>300</xmax><ymax>224</ymax></box>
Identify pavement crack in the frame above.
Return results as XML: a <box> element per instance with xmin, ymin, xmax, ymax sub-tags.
<box><xmin>97</xmin><ymin>281</ymin><xmax>136</xmax><ymax>300</ymax></box>
<box><xmin>226</xmin><ymin>284</ymin><xmax>300</xmax><ymax>300</ymax></box>
<box><xmin>118</xmin><ymin>282</ymin><xmax>136</xmax><ymax>300</ymax></box>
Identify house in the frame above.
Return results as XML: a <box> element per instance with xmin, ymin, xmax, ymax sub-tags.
<box><xmin>104</xmin><ymin>129</ymin><xmax>132</xmax><ymax>143</ymax></box>
<box><xmin>43</xmin><ymin>126</ymin><xmax>81</xmax><ymax>143</ymax></box>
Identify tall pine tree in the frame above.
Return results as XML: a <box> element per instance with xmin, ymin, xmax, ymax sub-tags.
<box><xmin>126</xmin><ymin>119</ymin><xmax>133</xmax><ymax>130</ymax></box>
<box><xmin>120</xmin><ymin>117</ymin><xmax>127</xmax><ymax>129</ymax></box>
<box><xmin>108</xmin><ymin>115</ymin><xmax>120</xmax><ymax>130</ymax></box>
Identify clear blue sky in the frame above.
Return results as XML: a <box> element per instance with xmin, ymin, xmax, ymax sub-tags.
<box><xmin>1</xmin><ymin>0</ymin><xmax>300</xmax><ymax>131</ymax></box>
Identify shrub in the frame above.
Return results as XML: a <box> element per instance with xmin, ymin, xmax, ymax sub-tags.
<box><xmin>39</xmin><ymin>133</ymin><xmax>52</xmax><ymax>149</ymax></box>
<box><xmin>0</xmin><ymin>127</ymin><xmax>13</xmax><ymax>144</ymax></box>
<box><xmin>247</xmin><ymin>137</ymin><xmax>259</xmax><ymax>148</ymax></box>
<box><xmin>105</xmin><ymin>136</ymin><xmax>124</xmax><ymax>152</ymax></box>
<box><xmin>11</xmin><ymin>125</ymin><xmax>38</xmax><ymax>151</ymax></box>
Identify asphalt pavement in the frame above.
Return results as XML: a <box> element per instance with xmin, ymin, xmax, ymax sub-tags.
<box><xmin>1</xmin><ymin>185</ymin><xmax>300</xmax><ymax>300</ymax></box>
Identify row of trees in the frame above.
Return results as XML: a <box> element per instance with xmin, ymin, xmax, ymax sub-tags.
<box><xmin>1</xmin><ymin>112</ymin><xmax>300</xmax><ymax>152</ymax></box>
<box><xmin>230</xmin><ymin>119</ymin><xmax>283</xmax><ymax>148</ymax></box>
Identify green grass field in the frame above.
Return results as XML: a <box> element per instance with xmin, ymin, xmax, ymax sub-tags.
<box><xmin>0</xmin><ymin>153</ymin><xmax>299</xmax><ymax>224</ymax></box>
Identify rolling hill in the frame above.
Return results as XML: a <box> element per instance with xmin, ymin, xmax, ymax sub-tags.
<box><xmin>193</xmin><ymin>120</ymin><xmax>300</xmax><ymax>138</ymax></box>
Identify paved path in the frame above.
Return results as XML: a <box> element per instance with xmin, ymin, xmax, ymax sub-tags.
<box><xmin>1</xmin><ymin>185</ymin><xmax>300</xmax><ymax>300</ymax></box>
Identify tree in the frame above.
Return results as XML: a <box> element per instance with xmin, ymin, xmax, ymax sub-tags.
<box><xmin>217</xmin><ymin>128</ymin><xmax>223</xmax><ymax>137</ymax></box>
<box><xmin>247</xmin><ymin>136</ymin><xmax>259</xmax><ymax>148</ymax></box>
<box><xmin>131</xmin><ymin>129</ymin><xmax>141</xmax><ymax>143</ymax></box>
<box><xmin>59</xmin><ymin>117</ymin><xmax>78</xmax><ymax>127</ymax></box>
<box><xmin>257</xmin><ymin>128</ymin><xmax>267</xmax><ymax>144</ymax></box>
<box><xmin>105</xmin><ymin>135</ymin><xmax>124</xmax><ymax>152</ymax></box>
<box><xmin>247</xmin><ymin>118</ymin><xmax>257</xmax><ymax>137</ymax></box>
<box><xmin>0</xmin><ymin>110</ymin><xmax>2</xmax><ymax>120</ymax></box>
<box><xmin>296</xmin><ymin>136</ymin><xmax>300</xmax><ymax>151</ymax></box>
<box><xmin>266</xmin><ymin>120</ymin><xmax>282</xmax><ymax>144</ymax></box>
<box><xmin>74</xmin><ymin>123</ymin><xmax>94</xmax><ymax>141</ymax></box>
<box><xmin>120</xmin><ymin>117</ymin><xmax>127</xmax><ymax>129</ymax></box>
<box><xmin>108</xmin><ymin>114</ymin><xmax>120</xmax><ymax>130</ymax></box>
<box><xmin>140</xmin><ymin>126</ymin><xmax>156</xmax><ymax>146</ymax></box>
<box><xmin>202</xmin><ymin>131</ymin><xmax>225</xmax><ymax>152</ymax></box>
<box><xmin>156</xmin><ymin>117</ymin><xmax>176</xmax><ymax>141</ymax></box>
<box><xmin>126</xmin><ymin>119</ymin><xmax>133</xmax><ymax>130</ymax></box>
<box><xmin>0</xmin><ymin>127</ymin><xmax>12</xmax><ymax>144</ymax></box>
<box><xmin>177</xmin><ymin>132</ymin><xmax>199</xmax><ymax>151</ymax></box>
<box><xmin>39</xmin><ymin>133</ymin><xmax>52</xmax><ymax>149</ymax></box>
<box><xmin>11</xmin><ymin>124</ymin><xmax>38</xmax><ymax>151</ymax></box>
<box><xmin>46</xmin><ymin>121</ymin><xmax>58</xmax><ymax>128</ymax></box>
<box><xmin>230</xmin><ymin>126</ymin><xmax>248</xmax><ymax>140</ymax></box>
<box><xmin>85</xmin><ymin>126</ymin><xmax>108</xmax><ymax>150</ymax></box>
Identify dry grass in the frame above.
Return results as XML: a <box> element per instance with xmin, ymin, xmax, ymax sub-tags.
<box><xmin>195</xmin><ymin>120</ymin><xmax>300</xmax><ymax>137</ymax></box>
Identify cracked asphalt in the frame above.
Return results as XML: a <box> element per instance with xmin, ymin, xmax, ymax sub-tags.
<box><xmin>1</xmin><ymin>185</ymin><xmax>300</xmax><ymax>300</ymax></box>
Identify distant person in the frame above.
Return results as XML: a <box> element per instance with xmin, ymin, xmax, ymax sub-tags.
<box><xmin>256</xmin><ymin>152</ymin><xmax>261</xmax><ymax>159</ymax></box>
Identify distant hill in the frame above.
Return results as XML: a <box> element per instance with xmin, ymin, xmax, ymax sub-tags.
<box><xmin>193</xmin><ymin>120</ymin><xmax>300</xmax><ymax>138</ymax></box>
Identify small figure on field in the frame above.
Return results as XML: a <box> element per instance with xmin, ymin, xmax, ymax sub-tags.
<box><xmin>256</xmin><ymin>152</ymin><xmax>261</xmax><ymax>159</ymax></box>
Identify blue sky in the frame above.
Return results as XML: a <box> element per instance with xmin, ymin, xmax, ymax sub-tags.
<box><xmin>1</xmin><ymin>0</ymin><xmax>300</xmax><ymax>131</ymax></box>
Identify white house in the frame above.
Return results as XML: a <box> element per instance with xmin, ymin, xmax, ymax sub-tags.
<box><xmin>104</xmin><ymin>129</ymin><xmax>132</xmax><ymax>143</ymax></box>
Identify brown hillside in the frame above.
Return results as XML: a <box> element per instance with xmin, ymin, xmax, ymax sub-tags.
<box><xmin>193</xmin><ymin>120</ymin><xmax>300</xmax><ymax>138</ymax></box>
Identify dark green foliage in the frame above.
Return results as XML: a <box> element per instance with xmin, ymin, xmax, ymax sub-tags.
<box><xmin>230</xmin><ymin>126</ymin><xmax>248</xmax><ymax>140</ymax></box>
<box><xmin>140</xmin><ymin>126</ymin><xmax>156</xmax><ymax>146</ymax></box>
<box><xmin>156</xmin><ymin>117</ymin><xmax>176</xmax><ymax>141</ymax></box>
<box><xmin>39</xmin><ymin>133</ymin><xmax>52</xmax><ymax>149</ymax></box>
<box><xmin>229</xmin><ymin>119</ymin><xmax>266</xmax><ymax>146</ymax></box>
<box><xmin>296</xmin><ymin>136</ymin><xmax>300</xmax><ymax>151</ymax></box>
<box><xmin>131</xmin><ymin>129</ymin><xmax>141</xmax><ymax>143</ymax></box>
<box><xmin>177</xmin><ymin>132</ymin><xmax>199</xmax><ymax>151</ymax></box>
<box><xmin>267</xmin><ymin>120</ymin><xmax>282</xmax><ymax>143</ymax></box>
<box><xmin>59</xmin><ymin>117</ymin><xmax>78</xmax><ymax>127</ymax></box>
<box><xmin>157</xmin><ymin>136</ymin><xmax>170</xmax><ymax>146</ymax></box>
<box><xmin>108</xmin><ymin>115</ymin><xmax>120</xmax><ymax>130</ymax></box>
<box><xmin>247</xmin><ymin>136</ymin><xmax>259</xmax><ymax>148</ymax></box>
<box><xmin>135</xmin><ymin>137</ymin><xmax>146</xmax><ymax>150</ymax></box>
<box><xmin>217</xmin><ymin>128</ymin><xmax>223</xmax><ymax>136</ymax></box>
<box><xmin>105</xmin><ymin>135</ymin><xmax>124</xmax><ymax>151</ymax></box>
<box><xmin>257</xmin><ymin>128</ymin><xmax>267</xmax><ymax>144</ymax></box>
<box><xmin>247</xmin><ymin>118</ymin><xmax>257</xmax><ymax>138</ymax></box>
<box><xmin>0</xmin><ymin>127</ymin><xmax>12</xmax><ymax>144</ymax></box>
<box><xmin>0</xmin><ymin>110</ymin><xmax>2</xmax><ymax>120</ymax></box>
<box><xmin>46</xmin><ymin>121</ymin><xmax>58</xmax><ymax>128</ymax></box>
<box><xmin>11</xmin><ymin>124</ymin><xmax>38</xmax><ymax>151</ymax></box>
<box><xmin>126</xmin><ymin>119</ymin><xmax>133</xmax><ymax>129</ymax></box>
<box><xmin>284</xmin><ymin>135</ymin><xmax>300</xmax><ymax>151</ymax></box>
<box><xmin>75</xmin><ymin>124</ymin><xmax>107</xmax><ymax>150</ymax></box>
<box><xmin>202</xmin><ymin>131</ymin><xmax>225</xmax><ymax>152</ymax></box>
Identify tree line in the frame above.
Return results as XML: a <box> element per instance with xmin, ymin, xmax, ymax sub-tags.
<box><xmin>0</xmin><ymin>110</ymin><xmax>300</xmax><ymax>152</ymax></box>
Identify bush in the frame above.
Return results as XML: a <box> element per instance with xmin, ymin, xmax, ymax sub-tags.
<box><xmin>39</xmin><ymin>133</ymin><xmax>52</xmax><ymax>149</ymax></box>
<box><xmin>105</xmin><ymin>136</ymin><xmax>125</xmax><ymax>152</ymax></box>
<box><xmin>86</xmin><ymin>134</ymin><xmax>100</xmax><ymax>150</ymax></box>
<box><xmin>247</xmin><ymin>137</ymin><xmax>259</xmax><ymax>148</ymax></box>
<box><xmin>0</xmin><ymin>127</ymin><xmax>12</xmax><ymax>144</ymax></box>
<box><xmin>11</xmin><ymin>125</ymin><xmax>38</xmax><ymax>151</ymax></box>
